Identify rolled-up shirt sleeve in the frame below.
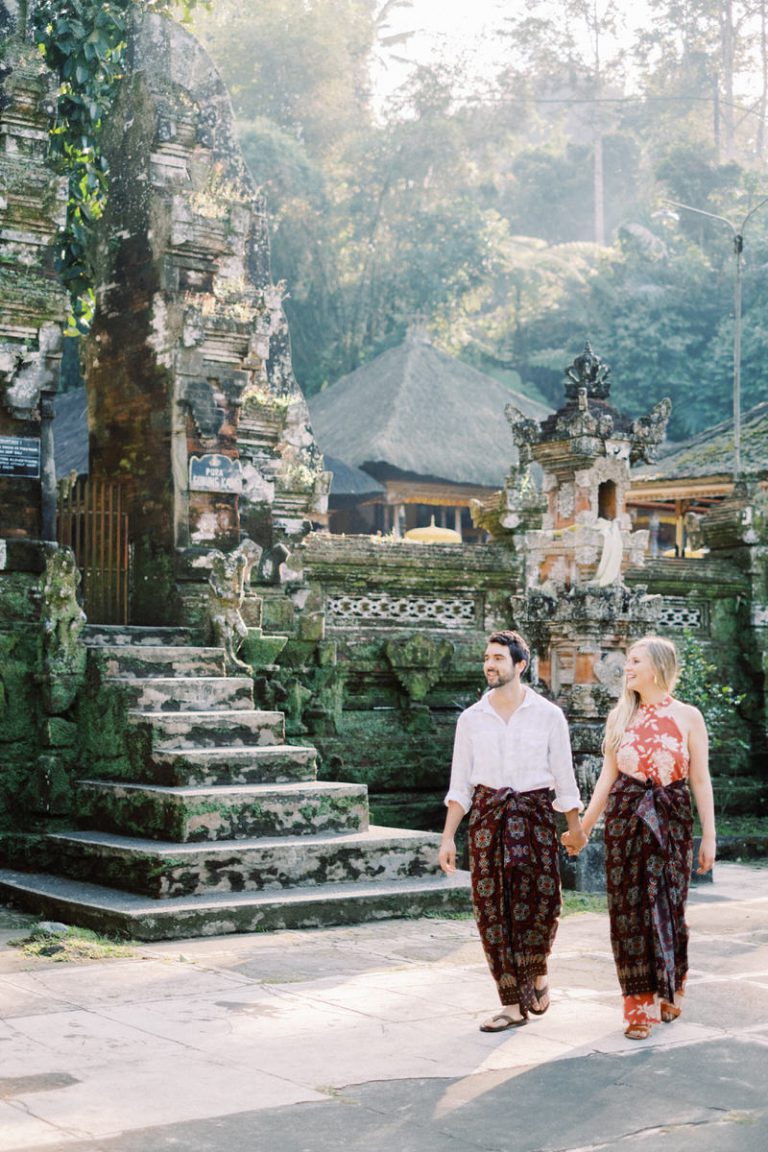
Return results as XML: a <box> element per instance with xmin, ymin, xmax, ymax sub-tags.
<box><xmin>445</xmin><ymin>711</ymin><xmax>474</xmax><ymax>814</ymax></box>
<box><xmin>548</xmin><ymin>708</ymin><xmax>583</xmax><ymax>813</ymax></box>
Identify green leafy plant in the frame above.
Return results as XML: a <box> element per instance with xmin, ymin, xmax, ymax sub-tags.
<box><xmin>675</xmin><ymin>630</ymin><xmax>748</xmax><ymax>756</ymax></box>
<box><xmin>32</xmin><ymin>0</ymin><xmax>206</xmax><ymax>332</ymax></box>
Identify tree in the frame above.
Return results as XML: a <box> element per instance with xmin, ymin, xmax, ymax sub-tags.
<box><xmin>29</xmin><ymin>0</ymin><xmax>205</xmax><ymax>329</ymax></box>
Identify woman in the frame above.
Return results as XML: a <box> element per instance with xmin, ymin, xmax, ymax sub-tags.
<box><xmin>562</xmin><ymin>636</ymin><xmax>716</xmax><ymax>1040</ymax></box>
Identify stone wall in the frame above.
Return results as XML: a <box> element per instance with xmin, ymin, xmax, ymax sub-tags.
<box><xmin>254</xmin><ymin>533</ymin><xmax>524</xmax><ymax>837</ymax></box>
<box><xmin>0</xmin><ymin>8</ymin><xmax>80</xmax><ymax>838</ymax></box>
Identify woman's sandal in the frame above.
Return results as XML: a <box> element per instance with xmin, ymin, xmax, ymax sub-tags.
<box><xmin>529</xmin><ymin>984</ymin><xmax>550</xmax><ymax>1016</ymax></box>
<box><xmin>660</xmin><ymin>999</ymin><xmax>682</xmax><ymax>1023</ymax></box>
<box><xmin>480</xmin><ymin>1010</ymin><xmax>528</xmax><ymax>1033</ymax></box>
<box><xmin>624</xmin><ymin>1022</ymin><xmax>653</xmax><ymax>1040</ymax></box>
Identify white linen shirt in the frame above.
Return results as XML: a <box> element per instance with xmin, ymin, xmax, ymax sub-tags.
<box><xmin>445</xmin><ymin>687</ymin><xmax>582</xmax><ymax>815</ymax></box>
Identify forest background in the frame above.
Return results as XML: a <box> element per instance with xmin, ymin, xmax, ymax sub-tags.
<box><xmin>191</xmin><ymin>1</ymin><xmax>767</xmax><ymax>440</ymax></box>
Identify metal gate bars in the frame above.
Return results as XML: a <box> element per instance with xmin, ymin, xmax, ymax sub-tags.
<box><xmin>57</xmin><ymin>477</ymin><xmax>129</xmax><ymax>624</ymax></box>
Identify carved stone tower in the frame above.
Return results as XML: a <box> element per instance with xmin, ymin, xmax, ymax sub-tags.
<box><xmin>83</xmin><ymin>12</ymin><xmax>329</xmax><ymax>625</ymax></box>
<box><xmin>0</xmin><ymin>3</ymin><xmax>68</xmax><ymax>543</ymax></box>
<box><xmin>504</xmin><ymin>344</ymin><xmax>672</xmax><ymax>800</ymax></box>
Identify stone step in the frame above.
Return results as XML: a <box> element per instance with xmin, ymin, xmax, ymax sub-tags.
<box><xmin>142</xmin><ymin>745</ymin><xmax>318</xmax><ymax>787</ymax></box>
<box><xmin>84</xmin><ymin>625</ymin><xmax>194</xmax><ymax>647</ymax></box>
<box><xmin>128</xmin><ymin>709</ymin><xmax>285</xmax><ymax>750</ymax></box>
<box><xmin>91</xmin><ymin>645</ymin><xmax>226</xmax><ymax>679</ymax></box>
<box><xmin>44</xmin><ymin>826</ymin><xmax>442</xmax><ymax>898</ymax></box>
<box><xmin>76</xmin><ymin>780</ymin><xmax>369</xmax><ymax>842</ymax></box>
<box><xmin>113</xmin><ymin>676</ymin><xmax>254</xmax><ymax>712</ymax></box>
<box><xmin>0</xmin><ymin>868</ymin><xmax>473</xmax><ymax>941</ymax></box>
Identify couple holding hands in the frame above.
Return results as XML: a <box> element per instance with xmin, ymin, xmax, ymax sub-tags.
<box><xmin>439</xmin><ymin>630</ymin><xmax>716</xmax><ymax>1041</ymax></box>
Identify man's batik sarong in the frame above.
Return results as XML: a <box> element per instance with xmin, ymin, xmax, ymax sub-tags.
<box><xmin>603</xmin><ymin>774</ymin><xmax>693</xmax><ymax>1006</ymax></box>
<box><xmin>469</xmin><ymin>785</ymin><xmax>560</xmax><ymax>1014</ymax></box>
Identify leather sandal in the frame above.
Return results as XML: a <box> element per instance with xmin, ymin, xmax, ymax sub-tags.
<box><xmin>529</xmin><ymin>984</ymin><xmax>550</xmax><ymax>1016</ymax></box>
<box><xmin>624</xmin><ymin>1022</ymin><xmax>653</xmax><ymax>1040</ymax></box>
<box><xmin>480</xmin><ymin>1010</ymin><xmax>528</xmax><ymax>1033</ymax></box>
<box><xmin>660</xmin><ymin>999</ymin><xmax>682</xmax><ymax>1023</ymax></box>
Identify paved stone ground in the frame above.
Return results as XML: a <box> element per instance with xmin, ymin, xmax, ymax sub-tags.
<box><xmin>0</xmin><ymin>861</ymin><xmax>766</xmax><ymax>1152</ymax></box>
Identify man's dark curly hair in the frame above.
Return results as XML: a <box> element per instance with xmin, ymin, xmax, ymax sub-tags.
<box><xmin>487</xmin><ymin>630</ymin><xmax>530</xmax><ymax>668</ymax></box>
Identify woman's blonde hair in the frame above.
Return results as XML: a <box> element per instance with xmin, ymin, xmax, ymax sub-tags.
<box><xmin>604</xmin><ymin>635</ymin><xmax>679</xmax><ymax>753</ymax></box>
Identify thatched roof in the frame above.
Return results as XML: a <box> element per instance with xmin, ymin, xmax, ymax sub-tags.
<box><xmin>633</xmin><ymin>401</ymin><xmax>768</xmax><ymax>482</ymax></box>
<box><xmin>324</xmin><ymin>455</ymin><xmax>385</xmax><ymax>500</ymax></box>
<box><xmin>308</xmin><ymin>332</ymin><xmax>552</xmax><ymax>488</ymax></box>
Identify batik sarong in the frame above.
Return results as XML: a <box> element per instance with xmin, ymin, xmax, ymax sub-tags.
<box><xmin>603</xmin><ymin>774</ymin><xmax>693</xmax><ymax>1007</ymax></box>
<box><xmin>469</xmin><ymin>784</ymin><xmax>560</xmax><ymax>1014</ymax></box>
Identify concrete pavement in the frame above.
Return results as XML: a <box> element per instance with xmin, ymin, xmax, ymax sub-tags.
<box><xmin>1</xmin><ymin>861</ymin><xmax>767</xmax><ymax>1151</ymax></box>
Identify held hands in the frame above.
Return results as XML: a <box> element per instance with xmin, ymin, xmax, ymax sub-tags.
<box><xmin>439</xmin><ymin>837</ymin><xmax>457</xmax><ymax>875</ymax></box>
<box><xmin>561</xmin><ymin>825</ymin><xmax>589</xmax><ymax>857</ymax></box>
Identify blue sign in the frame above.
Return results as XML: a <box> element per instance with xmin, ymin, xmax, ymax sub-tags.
<box><xmin>188</xmin><ymin>454</ymin><xmax>243</xmax><ymax>494</ymax></box>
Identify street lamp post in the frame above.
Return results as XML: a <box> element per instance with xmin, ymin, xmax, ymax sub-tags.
<box><xmin>664</xmin><ymin>196</ymin><xmax>768</xmax><ymax>477</ymax></box>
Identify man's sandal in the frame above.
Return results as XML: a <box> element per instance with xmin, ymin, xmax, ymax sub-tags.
<box><xmin>480</xmin><ymin>1010</ymin><xmax>528</xmax><ymax>1033</ymax></box>
<box><xmin>529</xmin><ymin>985</ymin><xmax>550</xmax><ymax>1016</ymax></box>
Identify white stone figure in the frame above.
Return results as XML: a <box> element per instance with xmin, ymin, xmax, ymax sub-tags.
<box><xmin>593</xmin><ymin>518</ymin><xmax>624</xmax><ymax>586</ymax></box>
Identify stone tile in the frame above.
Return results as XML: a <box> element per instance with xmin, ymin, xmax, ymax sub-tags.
<box><xmin>1</xmin><ymin>957</ymin><xmax>251</xmax><ymax>1009</ymax></box>
<box><xmin>0</xmin><ymin>976</ymin><xmax>80</xmax><ymax>1019</ymax></box>
<box><xmin>10</xmin><ymin>1054</ymin><xmax>324</xmax><ymax>1142</ymax></box>
<box><xmin>0</xmin><ymin>1101</ymin><xmax>68</xmax><ymax>1152</ymax></box>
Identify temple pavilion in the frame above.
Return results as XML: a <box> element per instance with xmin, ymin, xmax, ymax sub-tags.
<box><xmin>308</xmin><ymin>327</ymin><xmax>551</xmax><ymax>540</ymax></box>
<box><xmin>628</xmin><ymin>400</ymin><xmax>768</xmax><ymax>556</ymax></box>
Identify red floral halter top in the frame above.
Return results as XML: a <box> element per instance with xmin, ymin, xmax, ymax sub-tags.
<box><xmin>616</xmin><ymin>697</ymin><xmax>689</xmax><ymax>786</ymax></box>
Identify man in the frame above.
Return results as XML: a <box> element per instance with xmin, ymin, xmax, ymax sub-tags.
<box><xmin>439</xmin><ymin>630</ymin><xmax>586</xmax><ymax>1031</ymax></box>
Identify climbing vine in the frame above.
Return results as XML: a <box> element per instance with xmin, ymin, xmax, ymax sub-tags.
<box><xmin>32</xmin><ymin>0</ymin><xmax>205</xmax><ymax>332</ymax></box>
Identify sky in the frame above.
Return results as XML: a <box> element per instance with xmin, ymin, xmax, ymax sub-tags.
<box><xmin>374</xmin><ymin>0</ymin><xmax>508</xmax><ymax>102</ymax></box>
<box><xmin>373</xmin><ymin>0</ymin><xmax>654</xmax><ymax>106</ymax></box>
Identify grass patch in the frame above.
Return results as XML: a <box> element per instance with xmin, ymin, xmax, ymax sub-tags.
<box><xmin>9</xmin><ymin>925</ymin><xmax>137</xmax><ymax>962</ymax></box>
<box><xmin>705</xmin><ymin>815</ymin><xmax>768</xmax><ymax>838</ymax></box>
<box><xmin>424</xmin><ymin>890</ymin><xmax>608</xmax><ymax>922</ymax></box>
<box><xmin>562</xmin><ymin>891</ymin><xmax>608</xmax><ymax>917</ymax></box>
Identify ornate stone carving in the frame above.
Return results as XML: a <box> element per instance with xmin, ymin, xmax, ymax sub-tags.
<box><xmin>384</xmin><ymin>634</ymin><xmax>454</xmax><ymax>702</ymax></box>
<box><xmin>207</xmin><ymin>539</ymin><xmax>263</xmax><ymax>671</ymax></box>
<box><xmin>564</xmin><ymin>342</ymin><xmax>612</xmax><ymax>400</ymax></box>
<box><xmin>593</xmin><ymin>650</ymin><xmax>627</xmax><ymax>696</ymax></box>
<box><xmin>505</xmin><ymin>404</ymin><xmax>541</xmax><ymax>467</ymax></box>
<box><xmin>630</xmin><ymin>397</ymin><xmax>672</xmax><ymax>464</ymax></box>
<box><xmin>40</xmin><ymin>544</ymin><xmax>87</xmax><ymax>713</ymax></box>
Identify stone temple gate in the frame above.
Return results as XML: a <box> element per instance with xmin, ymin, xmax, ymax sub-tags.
<box><xmin>0</xmin><ymin>5</ymin><xmax>767</xmax><ymax>936</ymax></box>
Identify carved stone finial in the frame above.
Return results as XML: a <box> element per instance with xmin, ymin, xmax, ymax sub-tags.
<box><xmin>505</xmin><ymin>403</ymin><xmax>542</xmax><ymax>467</ymax></box>
<box><xmin>630</xmin><ymin>397</ymin><xmax>672</xmax><ymax>464</ymax></box>
<box><xmin>564</xmin><ymin>342</ymin><xmax>612</xmax><ymax>401</ymax></box>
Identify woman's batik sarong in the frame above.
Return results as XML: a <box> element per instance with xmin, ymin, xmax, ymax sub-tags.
<box><xmin>469</xmin><ymin>784</ymin><xmax>560</xmax><ymax>1014</ymax></box>
<box><xmin>603</xmin><ymin>774</ymin><xmax>693</xmax><ymax>1009</ymax></box>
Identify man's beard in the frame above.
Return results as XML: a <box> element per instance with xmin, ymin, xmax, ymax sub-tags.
<box><xmin>486</xmin><ymin>669</ymin><xmax>515</xmax><ymax>688</ymax></box>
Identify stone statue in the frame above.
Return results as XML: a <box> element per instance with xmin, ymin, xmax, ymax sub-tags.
<box><xmin>207</xmin><ymin>539</ymin><xmax>263</xmax><ymax>671</ymax></box>
<box><xmin>564</xmin><ymin>342</ymin><xmax>612</xmax><ymax>401</ymax></box>
<box><xmin>41</xmin><ymin>544</ymin><xmax>86</xmax><ymax>663</ymax></box>
<box><xmin>40</xmin><ymin>544</ymin><xmax>87</xmax><ymax>713</ymax></box>
<box><xmin>592</xmin><ymin>518</ymin><xmax>624</xmax><ymax>586</ymax></box>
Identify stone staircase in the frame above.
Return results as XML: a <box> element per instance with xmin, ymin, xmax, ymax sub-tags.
<box><xmin>0</xmin><ymin>626</ymin><xmax>470</xmax><ymax>939</ymax></box>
